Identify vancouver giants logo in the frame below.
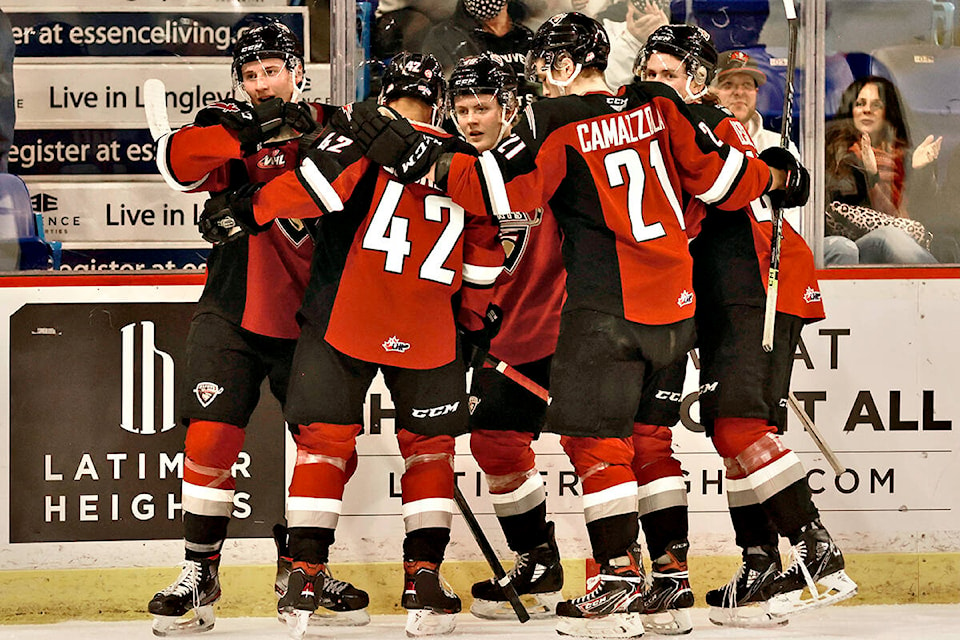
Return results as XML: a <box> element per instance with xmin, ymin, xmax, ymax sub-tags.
<box><xmin>193</xmin><ymin>382</ymin><xmax>224</xmax><ymax>408</ymax></box>
<box><xmin>382</xmin><ymin>335</ymin><xmax>411</xmax><ymax>353</ymax></box>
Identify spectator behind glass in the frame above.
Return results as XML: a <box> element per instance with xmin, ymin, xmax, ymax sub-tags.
<box><xmin>602</xmin><ymin>0</ymin><xmax>669</xmax><ymax>89</ymax></box>
<box><xmin>420</xmin><ymin>0</ymin><xmax>533</xmax><ymax>86</ymax></box>
<box><xmin>713</xmin><ymin>50</ymin><xmax>805</xmax><ymax>232</ymax></box>
<box><xmin>0</xmin><ymin>9</ymin><xmax>14</xmax><ymax>172</ymax></box>
<box><xmin>824</xmin><ymin>76</ymin><xmax>942</xmax><ymax>264</ymax></box>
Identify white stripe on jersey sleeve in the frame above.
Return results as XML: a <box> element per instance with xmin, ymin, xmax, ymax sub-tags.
<box><xmin>478</xmin><ymin>150</ymin><xmax>512</xmax><ymax>218</ymax></box>
<box><xmin>462</xmin><ymin>262</ymin><xmax>502</xmax><ymax>287</ymax></box>
<box><xmin>155</xmin><ymin>132</ymin><xmax>207</xmax><ymax>192</ymax></box>
<box><xmin>698</xmin><ymin>146</ymin><xmax>746</xmax><ymax>205</ymax></box>
<box><xmin>299</xmin><ymin>156</ymin><xmax>345</xmax><ymax>213</ymax></box>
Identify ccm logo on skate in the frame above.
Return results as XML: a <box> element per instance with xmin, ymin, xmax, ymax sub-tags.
<box><xmin>411</xmin><ymin>402</ymin><xmax>460</xmax><ymax>418</ymax></box>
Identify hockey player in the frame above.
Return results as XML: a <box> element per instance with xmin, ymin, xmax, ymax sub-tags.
<box><xmin>146</xmin><ymin>21</ymin><xmax>368</xmax><ymax>636</ymax></box>
<box><xmin>447</xmin><ymin>53</ymin><xmax>567</xmax><ymax>620</ymax></box>
<box><xmin>197</xmin><ymin>52</ymin><xmax>505</xmax><ymax>639</ymax></box>
<box><xmin>635</xmin><ymin>24</ymin><xmax>858</xmax><ymax>627</ymax></box>
<box><xmin>346</xmin><ymin>13</ymin><xmax>810</xmax><ymax>639</ymax></box>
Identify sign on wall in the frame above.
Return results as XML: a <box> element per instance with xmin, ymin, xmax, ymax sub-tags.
<box><xmin>8</xmin><ymin>302</ymin><xmax>286</xmax><ymax>543</ymax></box>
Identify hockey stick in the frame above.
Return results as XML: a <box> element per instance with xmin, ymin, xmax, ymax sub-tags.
<box><xmin>143</xmin><ymin>78</ymin><xmax>172</xmax><ymax>140</ymax></box>
<box><xmin>452</xmin><ymin>484</ymin><xmax>530</xmax><ymax>623</ymax></box>
<box><xmin>787</xmin><ymin>392</ymin><xmax>846</xmax><ymax>476</ymax></box>
<box><xmin>483</xmin><ymin>353</ymin><xmax>847</xmax><ymax>477</ymax></box>
<box><xmin>761</xmin><ymin>0</ymin><xmax>800</xmax><ymax>352</ymax></box>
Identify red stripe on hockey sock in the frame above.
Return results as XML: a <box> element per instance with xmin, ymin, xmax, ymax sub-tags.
<box><xmin>184</xmin><ymin>420</ymin><xmax>245</xmax><ymax>490</ymax></box>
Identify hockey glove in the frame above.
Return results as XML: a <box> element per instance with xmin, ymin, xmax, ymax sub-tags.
<box><xmin>198</xmin><ymin>183</ymin><xmax>272</xmax><ymax>244</ymax></box>
<box><xmin>760</xmin><ymin>146</ymin><xmax>810</xmax><ymax>209</ymax></box>
<box><xmin>195</xmin><ymin>98</ymin><xmax>286</xmax><ymax>155</ymax></box>
<box><xmin>458</xmin><ymin>303</ymin><xmax>503</xmax><ymax>370</ymax></box>
<box><xmin>282</xmin><ymin>101</ymin><xmax>319</xmax><ymax>135</ymax></box>
<box><xmin>349</xmin><ymin>103</ymin><xmax>451</xmax><ymax>183</ymax></box>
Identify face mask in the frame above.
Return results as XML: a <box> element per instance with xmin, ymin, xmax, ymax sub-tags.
<box><xmin>465</xmin><ymin>0</ymin><xmax>507</xmax><ymax>21</ymax></box>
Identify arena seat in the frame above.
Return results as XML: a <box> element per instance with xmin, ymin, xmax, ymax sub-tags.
<box><xmin>0</xmin><ymin>173</ymin><xmax>54</xmax><ymax>270</ymax></box>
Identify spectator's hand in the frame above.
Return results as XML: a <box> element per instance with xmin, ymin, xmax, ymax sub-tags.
<box><xmin>458</xmin><ymin>303</ymin><xmax>503</xmax><ymax>370</ymax></box>
<box><xmin>912</xmin><ymin>134</ymin><xmax>943</xmax><ymax>169</ymax></box>
<box><xmin>626</xmin><ymin>0</ymin><xmax>668</xmax><ymax>41</ymax></box>
<box><xmin>860</xmin><ymin>132</ymin><xmax>878</xmax><ymax>176</ymax></box>
<box><xmin>198</xmin><ymin>183</ymin><xmax>271</xmax><ymax>244</ymax></box>
<box><xmin>760</xmin><ymin>147</ymin><xmax>810</xmax><ymax>209</ymax></box>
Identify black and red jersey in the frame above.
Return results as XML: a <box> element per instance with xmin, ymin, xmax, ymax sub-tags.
<box><xmin>156</xmin><ymin>99</ymin><xmax>335</xmax><ymax>340</ymax></box>
<box><xmin>444</xmin><ymin>81</ymin><xmax>773</xmax><ymax>327</ymax></box>
<box><xmin>252</xmin><ymin>117</ymin><xmax>505</xmax><ymax>370</ymax></box>
<box><xmin>685</xmin><ymin>104</ymin><xmax>825</xmax><ymax>321</ymax></box>
<box><xmin>489</xmin><ymin>204</ymin><xmax>565</xmax><ymax>366</ymax></box>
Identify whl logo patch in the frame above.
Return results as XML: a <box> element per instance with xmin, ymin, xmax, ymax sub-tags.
<box><xmin>193</xmin><ymin>382</ymin><xmax>224</xmax><ymax>408</ymax></box>
<box><xmin>803</xmin><ymin>287</ymin><xmax>822</xmax><ymax>303</ymax></box>
<box><xmin>382</xmin><ymin>336</ymin><xmax>411</xmax><ymax>353</ymax></box>
<box><xmin>677</xmin><ymin>290</ymin><xmax>694</xmax><ymax>307</ymax></box>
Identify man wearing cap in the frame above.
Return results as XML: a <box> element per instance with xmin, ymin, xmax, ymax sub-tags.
<box><xmin>715</xmin><ymin>49</ymin><xmax>858</xmax><ymax>264</ymax></box>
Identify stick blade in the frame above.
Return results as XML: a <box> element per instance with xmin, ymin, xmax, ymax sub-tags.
<box><xmin>143</xmin><ymin>78</ymin><xmax>171</xmax><ymax>140</ymax></box>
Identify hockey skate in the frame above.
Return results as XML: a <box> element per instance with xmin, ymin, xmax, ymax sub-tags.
<box><xmin>765</xmin><ymin>521</ymin><xmax>858</xmax><ymax>619</ymax></box>
<box><xmin>148</xmin><ymin>557</ymin><xmax>221</xmax><ymax>637</ymax></box>
<box><xmin>402</xmin><ymin>560</ymin><xmax>462</xmax><ymax>636</ymax></box>
<box><xmin>470</xmin><ymin>525</ymin><xmax>564</xmax><ymax>620</ymax></box>
<box><xmin>641</xmin><ymin>540</ymin><xmax>694</xmax><ymax>636</ymax></box>
<box><xmin>278</xmin><ymin>564</ymin><xmax>322</xmax><ymax>640</ymax></box>
<box><xmin>705</xmin><ymin>544</ymin><xmax>787</xmax><ymax>628</ymax></box>
<box><xmin>273</xmin><ymin>524</ymin><xmax>370</xmax><ymax>626</ymax></box>
<box><xmin>555</xmin><ymin>547</ymin><xmax>645</xmax><ymax>638</ymax></box>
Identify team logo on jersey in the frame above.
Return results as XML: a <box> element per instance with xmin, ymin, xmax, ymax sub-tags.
<box><xmin>468</xmin><ymin>395</ymin><xmax>481</xmax><ymax>415</ymax></box>
<box><xmin>803</xmin><ymin>287</ymin><xmax>822</xmax><ymax>303</ymax></box>
<box><xmin>193</xmin><ymin>382</ymin><xmax>224</xmax><ymax>408</ymax></box>
<box><xmin>382</xmin><ymin>335</ymin><xmax>411</xmax><ymax>353</ymax></box>
<box><xmin>677</xmin><ymin>289</ymin><xmax>694</xmax><ymax>307</ymax></box>
<box><xmin>276</xmin><ymin>218</ymin><xmax>310</xmax><ymax>247</ymax></box>
<box><xmin>257</xmin><ymin>148</ymin><xmax>287</xmax><ymax>169</ymax></box>
<box><xmin>496</xmin><ymin>208</ymin><xmax>542</xmax><ymax>274</ymax></box>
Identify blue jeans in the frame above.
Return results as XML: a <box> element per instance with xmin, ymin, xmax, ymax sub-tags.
<box><xmin>856</xmin><ymin>226</ymin><xmax>937</xmax><ymax>264</ymax></box>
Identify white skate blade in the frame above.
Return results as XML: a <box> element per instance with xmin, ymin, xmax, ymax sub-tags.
<box><xmin>708</xmin><ymin>604</ymin><xmax>789</xmax><ymax>628</ymax></box>
<box><xmin>405</xmin><ymin>609</ymin><xmax>458</xmax><ymax>636</ymax></box>
<box><xmin>556</xmin><ymin>612</ymin><xmax>645</xmax><ymax>638</ymax></box>
<box><xmin>151</xmin><ymin>604</ymin><xmax>216</xmax><ymax>637</ymax></box>
<box><xmin>308</xmin><ymin>606</ymin><xmax>371</xmax><ymax>626</ymax></box>
<box><xmin>470</xmin><ymin>591</ymin><xmax>563</xmax><ymax>620</ymax></box>
<box><xmin>641</xmin><ymin>608</ymin><xmax>692</xmax><ymax>635</ymax></box>
<box><xmin>282</xmin><ymin>609</ymin><xmax>311</xmax><ymax>640</ymax></box>
<box><xmin>767</xmin><ymin>569</ymin><xmax>858</xmax><ymax>619</ymax></box>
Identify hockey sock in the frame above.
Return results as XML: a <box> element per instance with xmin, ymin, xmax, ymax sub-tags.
<box><xmin>404</xmin><ymin>527</ymin><xmax>451</xmax><ymax>564</ymax></box>
<box><xmin>498</xmin><ymin>500</ymin><xmax>550</xmax><ymax>553</ymax></box>
<box><xmin>729</xmin><ymin>503</ymin><xmax>779</xmax><ymax>549</ymax></box>
<box><xmin>184</xmin><ymin>514</ymin><xmax>230</xmax><ymax>560</ymax></box>
<box><xmin>762</xmin><ymin>479</ymin><xmax>821</xmax><ymax>543</ymax></box>
<box><xmin>288</xmin><ymin>526</ymin><xmax>336</xmax><ymax>565</ymax></box>
<box><xmin>587</xmin><ymin>512</ymin><xmax>640</xmax><ymax>566</ymax></box>
<box><xmin>640</xmin><ymin>505</ymin><xmax>688</xmax><ymax>561</ymax></box>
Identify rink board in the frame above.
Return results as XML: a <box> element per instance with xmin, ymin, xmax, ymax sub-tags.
<box><xmin>0</xmin><ymin>274</ymin><xmax>958</xmax><ymax>619</ymax></box>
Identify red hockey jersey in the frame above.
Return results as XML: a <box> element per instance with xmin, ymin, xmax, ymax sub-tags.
<box><xmin>488</xmin><ymin>205</ymin><xmax>565</xmax><ymax>365</ymax></box>
<box><xmin>253</xmin><ymin>118</ymin><xmax>505</xmax><ymax>370</ymax></box>
<box><xmin>444</xmin><ymin>82</ymin><xmax>773</xmax><ymax>327</ymax></box>
<box><xmin>685</xmin><ymin>105</ymin><xmax>825</xmax><ymax>321</ymax></box>
<box><xmin>156</xmin><ymin>99</ymin><xmax>333</xmax><ymax>339</ymax></box>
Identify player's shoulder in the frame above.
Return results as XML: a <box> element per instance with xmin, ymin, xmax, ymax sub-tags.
<box><xmin>687</xmin><ymin>102</ymin><xmax>731</xmax><ymax>128</ymax></box>
<box><xmin>303</xmin><ymin>100</ymin><xmax>339</xmax><ymax>125</ymax></box>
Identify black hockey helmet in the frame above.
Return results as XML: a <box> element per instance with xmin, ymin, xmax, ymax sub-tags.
<box><xmin>379</xmin><ymin>52</ymin><xmax>447</xmax><ymax>126</ymax></box>
<box><xmin>525</xmin><ymin>12</ymin><xmax>610</xmax><ymax>83</ymax></box>
<box><xmin>232</xmin><ymin>21</ymin><xmax>304</xmax><ymax>82</ymax></box>
<box><xmin>449</xmin><ymin>53</ymin><xmax>519</xmax><ymax>114</ymax></box>
<box><xmin>635</xmin><ymin>24</ymin><xmax>718</xmax><ymax>86</ymax></box>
